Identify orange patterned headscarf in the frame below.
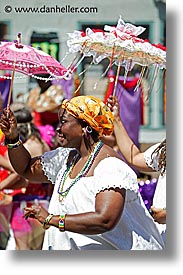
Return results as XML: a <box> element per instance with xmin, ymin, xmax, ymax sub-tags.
<box><xmin>61</xmin><ymin>95</ymin><xmax>114</xmax><ymax>136</ymax></box>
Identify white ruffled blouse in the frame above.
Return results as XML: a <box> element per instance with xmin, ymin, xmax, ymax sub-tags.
<box><xmin>143</xmin><ymin>143</ymin><xmax>166</xmax><ymax>242</ymax></box>
<box><xmin>41</xmin><ymin>147</ymin><xmax>165</xmax><ymax>250</ymax></box>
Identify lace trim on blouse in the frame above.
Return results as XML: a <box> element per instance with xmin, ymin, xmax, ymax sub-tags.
<box><xmin>93</xmin><ymin>157</ymin><xmax>139</xmax><ymax>201</ymax></box>
<box><xmin>41</xmin><ymin>149</ymin><xmax>139</xmax><ymax>203</ymax></box>
<box><xmin>41</xmin><ymin>147</ymin><xmax>72</xmax><ymax>183</ymax></box>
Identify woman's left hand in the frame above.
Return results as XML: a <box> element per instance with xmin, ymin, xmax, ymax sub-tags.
<box><xmin>24</xmin><ymin>205</ymin><xmax>49</xmax><ymax>225</ymax></box>
<box><xmin>150</xmin><ymin>206</ymin><xmax>166</xmax><ymax>224</ymax></box>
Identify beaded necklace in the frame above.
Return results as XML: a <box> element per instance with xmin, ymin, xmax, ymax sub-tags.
<box><xmin>58</xmin><ymin>140</ymin><xmax>103</xmax><ymax>202</ymax></box>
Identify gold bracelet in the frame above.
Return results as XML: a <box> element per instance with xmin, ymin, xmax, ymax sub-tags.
<box><xmin>43</xmin><ymin>214</ymin><xmax>54</xmax><ymax>230</ymax></box>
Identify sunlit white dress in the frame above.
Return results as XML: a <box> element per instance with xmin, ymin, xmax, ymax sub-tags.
<box><xmin>41</xmin><ymin>147</ymin><xmax>165</xmax><ymax>250</ymax></box>
<box><xmin>144</xmin><ymin>143</ymin><xmax>166</xmax><ymax>245</ymax></box>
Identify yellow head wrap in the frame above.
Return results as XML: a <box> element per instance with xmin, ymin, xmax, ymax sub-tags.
<box><xmin>61</xmin><ymin>95</ymin><xmax>114</xmax><ymax>136</ymax></box>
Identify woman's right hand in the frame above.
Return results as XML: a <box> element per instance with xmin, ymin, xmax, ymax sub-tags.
<box><xmin>106</xmin><ymin>96</ymin><xmax>120</xmax><ymax>118</ymax></box>
<box><xmin>0</xmin><ymin>107</ymin><xmax>19</xmax><ymax>140</ymax></box>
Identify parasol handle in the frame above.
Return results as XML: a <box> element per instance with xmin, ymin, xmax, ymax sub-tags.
<box><xmin>7</xmin><ymin>60</ymin><xmax>16</xmax><ymax>108</ymax></box>
<box><xmin>112</xmin><ymin>62</ymin><xmax>121</xmax><ymax>96</ymax></box>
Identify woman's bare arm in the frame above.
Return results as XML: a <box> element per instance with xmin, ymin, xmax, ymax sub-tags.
<box><xmin>0</xmin><ymin>172</ymin><xmax>28</xmax><ymax>190</ymax></box>
<box><xmin>0</xmin><ymin>107</ymin><xmax>50</xmax><ymax>183</ymax></box>
<box><xmin>24</xmin><ymin>187</ymin><xmax>126</xmax><ymax>234</ymax></box>
<box><xmin>8</xmin><ymin>146</ymin><xmax>50</xmax><ymax>182</ymax></box>
<box><xmin>107</xmin><ymin>96</ymin><xmax>154</xmax><ymax>172</ymax></box>
<box><xmin>0</xmin><ymin>154</ymin><xmax>14</xmax><ymax>172</ymax></box>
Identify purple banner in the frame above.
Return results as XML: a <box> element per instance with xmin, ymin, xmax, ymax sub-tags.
<box><xmin>0</xmin><ymin>79</ymin><xmax>11</xmax><ymax>109</ymax></box>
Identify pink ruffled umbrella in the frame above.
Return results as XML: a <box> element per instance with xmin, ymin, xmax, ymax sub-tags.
<box><xmin>0</xmin><ymin>35</ymin><xmax>71</xmax><ymax>80</ymax></box>
<box><xmin>0</xmin><ymin>33</ymin><xmax>72</xmax><ymax>106</ymax></box>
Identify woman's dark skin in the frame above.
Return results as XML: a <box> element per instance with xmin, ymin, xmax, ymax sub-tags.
<box><xmin>0</xmin><ymin>107</ymin><xmax>125</xmax><ymax>235</ymax></box>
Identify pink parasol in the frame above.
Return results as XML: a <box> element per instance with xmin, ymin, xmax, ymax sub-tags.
<box><xmin>0</xmin><ymin>33</ymin><xmax>72</xmax><ymax>106</ymax></box>
<box><xmin>0</xmin><ymin>39</ymin><xmax>71</xmax><ymax>80</ymax></box>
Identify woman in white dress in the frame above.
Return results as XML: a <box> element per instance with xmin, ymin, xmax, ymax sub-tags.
<box><xmin>0</xmin><ymin>95</ymin><xmax>164</xmax><ymax>250</ymax></box>
<box><xmin>107</xmin><ymin>95</ymin><xmax>166</xmax><ymax>245</ymax></box>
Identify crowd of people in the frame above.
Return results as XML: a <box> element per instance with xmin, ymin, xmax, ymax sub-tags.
<box><xmin>0</xmin><ymin>79</ymin><xmax>166</xmax><ymax>249</ymax></box>
<box><xmin>0</xmin><ymin>95</ymin><xmax>56</xmax><ymax>249</ymax></box>
<box><xmin>0</xmin><ymin>79</ymin><xmax>59</xmax><ymax>249</ymax></box>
